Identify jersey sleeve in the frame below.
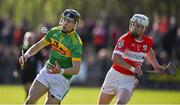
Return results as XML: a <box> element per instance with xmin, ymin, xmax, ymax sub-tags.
<box><xmin>43</xmin><ymin>27</ymin><xmax>58</xmax><ymax>44</ymax></box>
<box><xmin>146</xmin><ymin>37</ymin><xmax>154</xmax><ymax>52</ymax></box>
<box><xmin>113</xmin><ymin>35</ymin><xmax>129</xmax><ymax>56</ymax></box>
<box><xmin>43</xmin><ymin>30</ymin><xmax>52</xmax><ymax>43</ymax></box>
<box><xmin>71</xmin><ymin>44</ymin><xmax>83</xmax><ymax>61</ymax></box>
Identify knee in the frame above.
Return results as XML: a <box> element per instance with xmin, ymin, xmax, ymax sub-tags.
<box><xmin>116</xmin><ymin>98</ymin><xmax>126</xmax><ymax>105</ymax></box>
<box><xmin>115</xmin><ymin>95</ymin><xmax>131</xmax><ymax>105</ymax></box>
<box><xmin>46</xmin><ymin>99</ymin><xmax>60</xmax><ymax>104</ymax></box>
<box><xmin>116</xmin><ymin>88</ymin><xmax>132</xmax><ymax>105</ymax></box>
<box><xmin>24</xmin><ymin>95</ymin><xmax>37</xmax><ymax>104</ymax></box>
<box><xmin>45</xmin><ymin>95</ymin><xmax>60</xmax><ymax>104</ymax></box>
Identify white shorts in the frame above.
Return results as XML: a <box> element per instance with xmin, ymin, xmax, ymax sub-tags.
<box><xmin>101</xmin><ymin>67</ymin><xmax>136</xmax><ymax>95</ymax></box>
<box><xmin>35</xmin><ymin>67</ymin><xmax>72</xmax><ymax>100</ymax></box>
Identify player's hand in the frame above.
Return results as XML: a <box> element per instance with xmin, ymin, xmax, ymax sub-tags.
<box><xmin>134</xmin><ymin>68</ymin><xmax>143</xmax><ymax>77</ymax></box>
<box><xmin>19</xmin><ymin>50</ymin><xmax>27</xmax><ymax>70</ymax></box>
<box><xmin>154</xmin><ymin>66</ymin><xmax>166</xmax><ymax>75</ymax></box>
<box><xmin>47</xmin><ymin>61</ymin><xmax>61</xmax><ymax>74</ymax></box>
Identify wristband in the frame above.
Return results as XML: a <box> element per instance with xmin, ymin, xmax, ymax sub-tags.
<box><xmin>130</xmin><ymin>66</ymin><xmax>135</xmax><ymax>72</ymax></box>
<box><xmin>60</xmin><ymin>68</ymin><xmax>65</xmax><ymax>74</ymax></box>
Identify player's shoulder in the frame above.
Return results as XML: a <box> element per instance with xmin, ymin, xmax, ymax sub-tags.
<box><xmin>120</xmin><ymin>32</ymin><xmax>131</xmax><ymax>40</ymax></box>
<box><xmin>45</xmin><ymin>26</ymin><xmax>60</xmax><ymax>37</ymax></box>
<box><xmin>72</xmin><ymin>31</ymin><xmax>83</xmax><ymax>46</ymax></box>
<box><xmin>49</xmin><ymin>26</ymin><xmax>60</xmax><ymax>32</ymax></box>
<box><xmin>143</xmin><ymin>34</ymin><xmax>153</xmax><ymax>42</ymax></box>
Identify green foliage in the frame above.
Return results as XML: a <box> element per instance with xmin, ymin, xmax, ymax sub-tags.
<box><xmin>0</xmin><ymin>0</ymin><xmax>179</xmax><ymax>30</ymax></box>
<box><xmin>0</xmin><ymin>0</ymin><xmax>64</xmax><ymax>28</ymax></box>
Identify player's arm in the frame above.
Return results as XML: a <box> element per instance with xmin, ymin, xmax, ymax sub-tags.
<box><xmin>112</xmin><ymin>36</ymin><xmax>136</xmax><ymax>72</ymax></box>
<box><xmin>47</xmin><ymin>43</ymin><xmax>83</xmax><ymax>75</ymax></box>
<box><xmin>25</xmin><ymin>38</ymin><xmax>49</xmax><ymax>58</ymax></box>
<box><xmin>47</xmin><ymin>60</ymin><xmax>81</xmax><ymax>75</ymax></box>
<box><xmin>61</xmin><ymin>42</ymin><xmax>82</xmax><ymax>75</ymax></box>
<box><xmin>19</xmin><ymin>38</ymin><xmax>50</xmax><ymax>64</ymax></box>
<box><xmin>146</xmin><ymin>48</ymin><xmax>160</xmax><ymax>70</ymax></box>
<box><xmin>112</xmin><ymin>53</ymin><xmax>135</xmax><ymax>71</ymax></box>
<box><xmin>63</xmin><ymin>61</ymin><xmax>80</xmax><ymax>75</ymax></box>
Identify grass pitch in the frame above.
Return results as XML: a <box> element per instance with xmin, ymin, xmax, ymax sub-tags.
<box><xmin>0</xmin><ymin>85</ymin><xmax>180</xmax><ymax>104</ymax></box>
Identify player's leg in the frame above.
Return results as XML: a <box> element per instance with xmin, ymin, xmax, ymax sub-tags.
<box><xmin>24</xmin><ymin>82</ymin><xmax>32</xmax><ymax>98</ymax></box>
<box><xmin>44</xmin><ymin>73</ymin><xmax>71</xmax><ymax>104</ymax></box>
<box><xmin>115</xmin><ymin>78</ymin><xmax>138</xmax><ymax>105</ymax></box>
<box><xmin>45</xmin><ymin>91</ymin><xmax>61</xmax><ymax>104</ymax></box>
<box><xmin>115</xmin><ymin>88</ymin><xmax>132</xmax><ymax>105</ymax></box>
<box><xmin>24</xmin><ymin>80</ymin><xmax>48</xmax><ymax>104</ymax></box>
<box><xmin>98</xmin><ymin>91</ymin><xmax>114</xmax><ymax>104</ymax></box>
<box><xmin>98</xmin><ymin>68</ymin><xmax>118</xmax><ymax>104</ymax></box>
<box><xmin>133</xmin><ymin>78</ymin><xmax>139</xmax><ymax>90</ymax></box>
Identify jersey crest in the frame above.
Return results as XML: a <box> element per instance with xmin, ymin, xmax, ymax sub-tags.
<box><xmin>143</xmin><ymin>44</ymin><xmax>147</xmax><ymax>52</ymax></box>
<box><xmin>118</xmin><ymin>40</ymin><xmax>124</xmax><ymax>48</ymax></box>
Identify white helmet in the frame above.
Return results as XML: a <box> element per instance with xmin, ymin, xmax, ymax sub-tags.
<box><xmin>130</xmin><ymin>14</ymin><xmax>149</xmax><ymax>26</ymax></box>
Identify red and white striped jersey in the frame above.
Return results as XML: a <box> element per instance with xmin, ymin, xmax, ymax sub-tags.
<box><xmin>112</xmin><ymin>31</ymin><xmax>153</xmax><ymax>75</ymax></box>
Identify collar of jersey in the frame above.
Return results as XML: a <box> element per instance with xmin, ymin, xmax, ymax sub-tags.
<box><xmin>128</xmin><ymin>31</ymin><xmax>144</xmax><ymax>42</ymax></box>
<box><xmin>61</xmin><ymin>30</ymin><xmax>75</xmax><ymax>36</ymax></box>
<box><xmin>135</xmin><ymin>35</ymin><xmax>145</xmax><ymax>42</ymax></box>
